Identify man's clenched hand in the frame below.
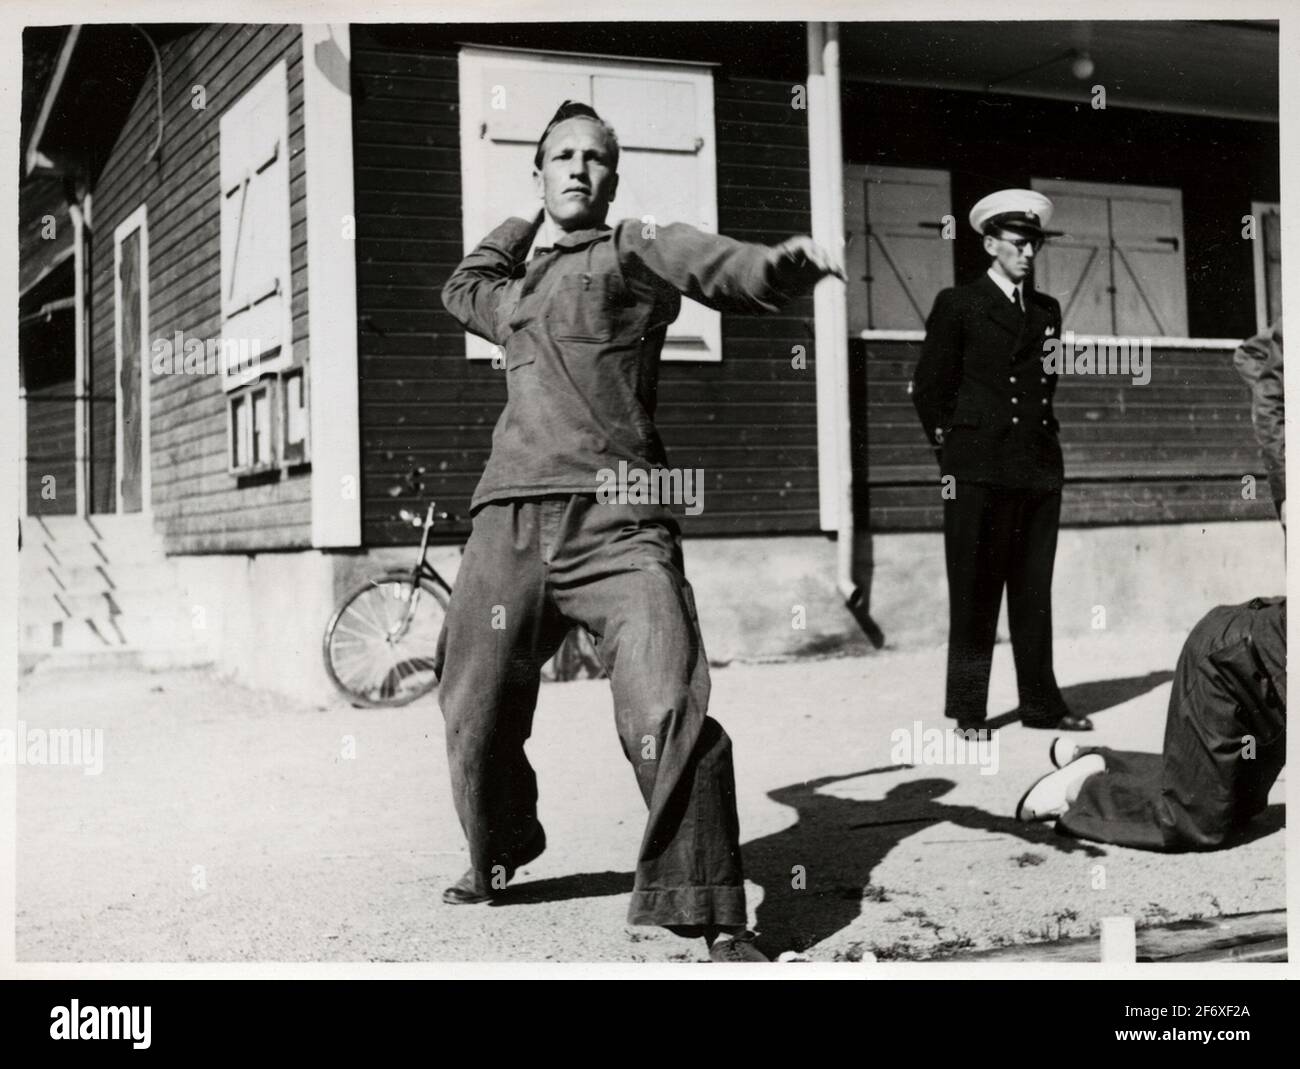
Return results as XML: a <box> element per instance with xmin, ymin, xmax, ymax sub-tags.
<box><xmin>770</xmin><ymin>235</ymin><xmax>846</xmax><ymax>288</ymax></box>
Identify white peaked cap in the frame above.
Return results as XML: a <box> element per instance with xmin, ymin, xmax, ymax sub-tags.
<box><xmin>969</xmin><ymin>189</ymin><xmax>1054</xmax><ymax>235</ymax></box>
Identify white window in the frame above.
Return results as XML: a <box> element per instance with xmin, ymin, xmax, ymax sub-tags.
<box><xmin>1251</xmin><ymin>201</ymin><xmax>1281</xmax><ymax>330</ymax></box>
<box><xmin>457</xmin><ymin>46</ymin><xmax>720</xmax><ymax>361</ymax></box>
<box><xmin>228</xmin><ymin>383</ymin><xmax>276</xmax><ymax>474</ymax></box>
<box><xmin>219</xmin><ymin>60</ymin><xmax>293</xmax><ymax>390</ymax></box>
<box><xmin>1031</xmin><ymin>178</ymin><xmax>1188</xmax><ymax>338</ymax></box>
<box><xmin>281</xmin><ymin>366</ymin><xmax>309</xmax><ymax>466</ymax></box>
<box><xmin>844</xmin><ymin>165</ymin><xmax>954</xmax><ymax>333</ymax></box>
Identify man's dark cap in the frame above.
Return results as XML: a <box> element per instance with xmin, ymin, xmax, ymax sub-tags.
<box><xmin>534</xmin><ymin>100</ymin><xmax>607</xmax><ymax>168</ymax></box>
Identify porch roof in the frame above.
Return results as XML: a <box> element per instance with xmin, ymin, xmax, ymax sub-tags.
<box><xmin>839</xmin><ymin>20</ymin><xmax>1277</xmax><ymax>123</ymax></box>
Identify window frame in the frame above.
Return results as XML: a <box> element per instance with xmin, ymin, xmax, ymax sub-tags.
<box><xmin>1250</xmin><ymin>200</ymin><xmax>1281</xmax><ymax>332</ymax></box>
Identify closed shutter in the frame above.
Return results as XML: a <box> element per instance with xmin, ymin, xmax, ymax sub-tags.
<box><xmin>1031</xmin><ymin>187</ymin><xmax>1111</xmax><ymax>335</ymax></box>
<box><xmin>220</xmin><ymin>60</ymin><xmax>292</xmax><ymax>387</ymax></box>
<box><xmin>1252</xmin><ymin>201</ymin><xmax>1282</xmax><ymax>329</ymax></box>
<box><xmin>1110</xmin><ymin>191</ymin><xmax>1188</xmax><ymax>337</ymax></box>
<box><xmin>459</xmin><ymin>49</ymin><xmax>720</xmax><ymax>361</ymax></box>
<box><xmin>1033</xmin><ymin>178</ymin><xmax>1188</xmax><ymax>337</ymax></box>
<box><xmin>844</xmin><ymin>165</ymin><xmax>954</xmax><ymax>332</ymax></box>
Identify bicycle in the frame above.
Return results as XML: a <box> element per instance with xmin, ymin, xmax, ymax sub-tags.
<box><xmin>323</xmin><ymin>497</ymin><xmax>609</xmax><ymax>708</ymax></box>
<box><xmin>322</xmin><ymin>501</ymin><xmax>453</xmax><ymax>707</ymax></box>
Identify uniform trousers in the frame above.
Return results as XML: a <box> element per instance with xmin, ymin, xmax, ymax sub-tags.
<box><xmin>943</xmin><ymin>483</ymin><xmax>1063</xmax><ymax>723</ymax></box>
<box><xmin>434</xmin><ymin>494</ymin><xmax>746</xmax><ymax>928</ymax></box>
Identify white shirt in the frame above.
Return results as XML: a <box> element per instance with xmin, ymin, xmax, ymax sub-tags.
<box><xmin>986</xmin><ymin>267</ymin><xmax>1024</xmax><ymax>309</ymax></box>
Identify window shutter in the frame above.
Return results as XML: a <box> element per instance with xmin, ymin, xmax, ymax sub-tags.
<box><xmin>458</xmin><ymin>49</ymin><xmax>720</xmax><ymax>361</ymax></box>
<box><xmin>845</xmin><ymin>165</ymin><xmax>954</xmax><ymax>332</ymax></box>
<box><xmin>220</xmin><ymin>60</ymin><xmax>292</xmax><ymax>388</ymax></box>
<box><xmin>1110</xmin><ymin>191</ymin><xmax>1188</xmax><ymax>337</ymax></box>
<box><xmin>1031</xmin><ymin>188</ymin><xmax>1112</xmax><ymax>335</ymax></box>
<box><xmin>1259</xmin><ymin>205</ymin><xmax>1282</xmax><ymax>327</ymax></box>
<box><xmin>1033</xmin><ymin>179</ymin><xmax>1188</xmax><ymax>337</ymax></box>
<box><xmin>592</xmin><ymin>73</ymin><xmax>719</xmax><ymax>360</ymax></box>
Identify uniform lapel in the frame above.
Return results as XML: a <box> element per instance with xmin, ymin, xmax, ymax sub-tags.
<box><xmin>1019</xmin><ymin>293</ymin><xmax>1053</xmax><ymax>357</ymax></box>
<box><xmin>979</xmin><ymin>273</ymin><xmax>1023</xmax><ymax>338</ymax></box>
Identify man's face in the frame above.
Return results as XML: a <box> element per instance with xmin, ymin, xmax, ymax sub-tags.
<box><xmin>533</xmin><ymin>118</ymin><xmax>619</xmax><ymax>232</ymax></box>
<box><xmin>983</xmin><ymin>229</ymin><xmax>1041</xmax><ymax>283</ymax></box>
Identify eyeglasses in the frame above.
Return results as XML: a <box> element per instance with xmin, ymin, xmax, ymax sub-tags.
<box><xmin>994</xmin><ymin>234</ymin><xmax>1044</xmax><ymax>253</ymax></box>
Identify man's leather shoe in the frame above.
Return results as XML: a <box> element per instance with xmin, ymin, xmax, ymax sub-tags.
<box><xmin>954</xmin><ymin>719</ymin><xmax>996</xmax><ymax>736</ymax></box>
<box><xmin>441</xmin><ymin>825</ymin><xmax>547</xmax><ymax>905</ymax></box>
<box><xmin>1021</xmin><ymin>709</ymin><xmax>1093</xmax><ymax>731</ymax></box>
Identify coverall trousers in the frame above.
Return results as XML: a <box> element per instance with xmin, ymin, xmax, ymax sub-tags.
<box><xmin>1059</xmin><ymin>598</ymin><xmax>1287</xmax><ymax>850</ymax></box>
<box><xmin>435</xmin><ymin>494</ymin><xmax>746</xmax><ymax>928</ymax></box>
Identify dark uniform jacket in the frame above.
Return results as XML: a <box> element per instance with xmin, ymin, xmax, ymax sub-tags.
<box><xmin>911</xmin><ymin>273</ymin><xmax>1065</xmax><ymax>492</ymax></box>
<box><xmin>442</xmin><ymin>216</ymin><xmax>800</xmax><ymax>511</ymax></box>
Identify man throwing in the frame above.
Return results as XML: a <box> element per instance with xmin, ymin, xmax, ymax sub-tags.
<box><xmin>437</xmin><ymin>100</ymin><xmax>840</xmax><ymax>962</ymax></box>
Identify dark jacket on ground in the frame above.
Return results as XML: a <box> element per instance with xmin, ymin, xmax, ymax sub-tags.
<box><xmin>1059</xmin><ymin>597</ymin><xmax>1286</xmax><ymax>851</ymax></box>
<box><xmin>911</xmin><ymin>273</ymin><xmax>1064</xmax><ymax>492</ymax></box>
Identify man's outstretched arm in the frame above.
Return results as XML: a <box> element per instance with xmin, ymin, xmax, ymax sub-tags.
<box><xmin>615</xmin><ymin>221</ymin><xmax>842</xmax><ymax>315</ymax></box>
<box><xmin>441</xmin><ymin>210</ymin><xmax>543</xmax><ymax>344</ymax></box>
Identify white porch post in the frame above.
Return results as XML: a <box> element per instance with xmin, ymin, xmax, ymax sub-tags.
<box><xmin>302</xmin><ymin>24</ymin><xmax>362</xmax><ymax>548</ymax></box>
<box><xmin>805</xmin><ymin>24</ymin><xmax>856</xmax><ymax>595</ymax></box>
<box><xmin>69</xmin><ymin>196</ymin><xmax>90</xmax><ymax>517</ymax></box>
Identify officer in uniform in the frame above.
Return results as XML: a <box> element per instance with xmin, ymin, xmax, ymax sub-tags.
<box><xmin>911</xmin><ymin>189</ymin><xmax>1092</xmax><ymax>734</ymax></box>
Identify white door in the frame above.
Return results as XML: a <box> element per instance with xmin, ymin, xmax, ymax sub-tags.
<box><xmin>113</xmin><ymin>206</ymin><xmax>150</xmax><ymax>514</ymax></box>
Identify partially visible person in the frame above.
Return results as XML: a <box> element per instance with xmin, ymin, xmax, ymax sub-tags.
<box><xmin>1016</xmin><ymin>596</ymin><xmax>1286</xmax><ymax>850</ymax></box>
<box><xmin>1234</xmin><ymin>317</ymin><xmax>1285</xmax><ymax>526</ymax></box>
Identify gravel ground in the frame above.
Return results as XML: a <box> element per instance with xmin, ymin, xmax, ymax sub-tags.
<box><xmin>14</xmin><ymin>629</ymin><xmax>1285</xmax><ymax>963</ymax></box>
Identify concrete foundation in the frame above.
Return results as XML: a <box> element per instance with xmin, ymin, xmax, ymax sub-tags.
<box><xmin>173</xmin><ymin>519</ymin><xmax>1285</xmax><ymax>702</ymax></box>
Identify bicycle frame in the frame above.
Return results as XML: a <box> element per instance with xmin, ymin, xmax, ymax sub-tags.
<box><xmin>390</xmin><ymin>502</ymin><xmax>452</xmax><ymax>643</ymax></box>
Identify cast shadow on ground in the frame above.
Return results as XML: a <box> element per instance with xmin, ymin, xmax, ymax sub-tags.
<box><xmin>744</xmin><ymin>768</ymin><xmax>1106</xmax><ymax>955</ymax></box>
<box><xmin>986</xmin><ymin>669</ymin><xmax>1176</xmax><ymax>729</ymax></box>
<box><xmin>489</xmin><ymin>870</ymin><xmax>634</xmax><ymax>906</ymax></box>
<box><xmin>1225</xmin><ymin>803</ymin><xmax>1286</xmax><ymax>847</ymax></box>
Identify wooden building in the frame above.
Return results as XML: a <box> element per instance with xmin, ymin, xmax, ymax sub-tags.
<box><xmin>17</xmin><ymin>20</ymin><xmax>1284</xmax><ymax>695</ymax></box>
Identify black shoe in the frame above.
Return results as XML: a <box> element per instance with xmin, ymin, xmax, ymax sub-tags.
<box><xmin>1021</xmin><ymin>710</ymin><xmax>1093</xmax><ymax>731</ymax></box>
<box><xmin>442</xmin><ymin>825</ymin><xmax>547</xmax><ymax>905</ymax></box>
<box><xmin>954</xmin><ymin>719</ymin><xmax>996</xmax><ymax>736</ymax></box>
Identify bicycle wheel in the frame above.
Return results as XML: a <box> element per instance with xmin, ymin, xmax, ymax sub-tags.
<box><xmin>323</xmin><ymin>571</ymin><xmax>449</xmax><ymax>708</ymax></box>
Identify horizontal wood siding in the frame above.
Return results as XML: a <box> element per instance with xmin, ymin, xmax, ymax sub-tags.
<box><xmin>856</xmin><ymin>338</ymin><xmax>1277</xmax><ymax>530</ymax></box>
<box><xmin>351</xmin><ymin>28</ymin><xmax>817</xmax><ymax>545</ymax></box>
<box><xmin>25</xmin><ymin>382</ymin><xmax>77</xmax><ymax>515</ymax></box>
<box><xmin>88</xmin><ymin>24</ymin><xmax>311</xmax><ymax>551</ymax></box>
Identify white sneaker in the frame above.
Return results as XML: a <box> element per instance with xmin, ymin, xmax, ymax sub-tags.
<box><xmin>1015</xmin><ymin>754</ymin><xmax>1106</xmax><ymax>821</ymax></box>
<box><xmin>1049</xmin><ymin>736</ymin><xmax>1080</xmax><ymax>769</ymax></box>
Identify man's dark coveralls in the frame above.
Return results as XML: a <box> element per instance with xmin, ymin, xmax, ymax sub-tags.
<box><xmin>438</xmin><ymin>215</ymin><xmax>805</xmax><ymax>928</ymax></box>
<box><xmin>911</xmin><ymin>275</ymin><xmax>1068</xmax><ymax>725</ymax></box>
<box><xmin>1058</xmin><ymin>597</ymin><xmax>1286</xmax><ymax>850</ymax></box>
